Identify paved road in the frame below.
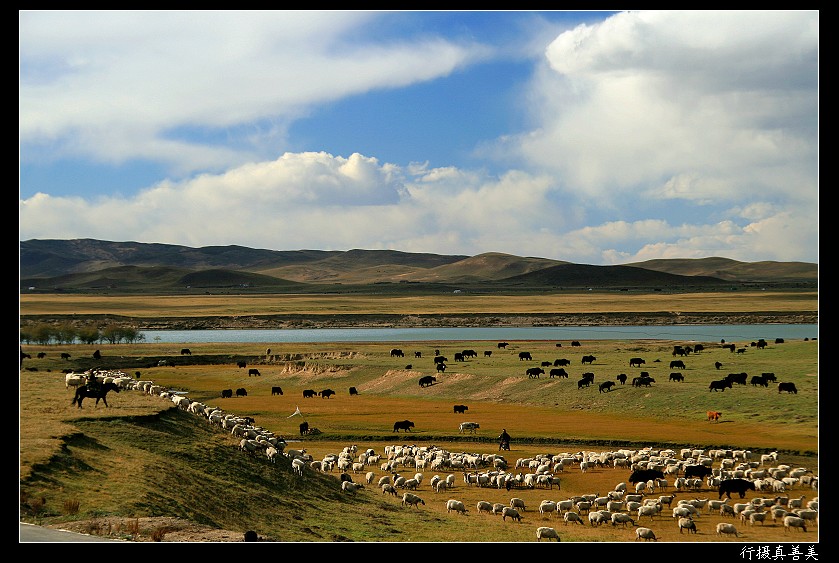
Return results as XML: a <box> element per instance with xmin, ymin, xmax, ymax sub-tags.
<box><xmin>20</xmin><ymin>522</ymin><xmax>127</xmax><ymax>542</ymax></box>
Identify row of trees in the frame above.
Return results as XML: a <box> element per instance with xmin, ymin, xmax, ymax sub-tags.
<box><xmin>19</xmin><ymin>323</ymin><xmax>145</xmax><ymax>345</ymax></box>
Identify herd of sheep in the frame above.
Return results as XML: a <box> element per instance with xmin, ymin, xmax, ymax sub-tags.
<box><xmin>62</xmin><ymin>368</ymin><xmax>818</xmax><ymax>542</ymax></box>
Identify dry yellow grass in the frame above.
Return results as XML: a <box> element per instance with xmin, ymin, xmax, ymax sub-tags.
<box><xmin>19</xmin><ymin>290</ymin><xmax>818</xmax><ymax>317</ymax></box>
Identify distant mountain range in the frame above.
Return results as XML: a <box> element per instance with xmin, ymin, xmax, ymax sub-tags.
<box><xmin>19</xmin><ymin>238</ymin><xmax>818</xmax><ymax>294</ymax></box>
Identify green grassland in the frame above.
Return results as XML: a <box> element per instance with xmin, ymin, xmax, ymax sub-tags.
<box><xmin>20</xmin><ymin>333</ymin><xmax>818</xmax><ymax>543</ymax></box>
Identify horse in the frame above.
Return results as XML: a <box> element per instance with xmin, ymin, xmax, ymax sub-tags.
<box><xmin>71</xmin><ymin>382</ymin><xmax>120</xmax><ymax>408</ymax></box>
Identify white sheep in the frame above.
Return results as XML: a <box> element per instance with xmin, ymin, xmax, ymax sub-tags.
<box><xmin>716</xmin><ymin>522</ymin><xmax>738</xmax><ymax>537</ymax></box>
<box><xmin>476</xmin><ymin>501</ymin><xmax>494</xmax><ymax>514</ymax></box>
<box><xmin>401</xmin><ymin>493</ymin><xmax>425</xmax><ymax>508</ymax></box>
<box><xmin>502</xmin><ymin>507</ymin><xmax>522</xmax><ymax>522</ymax></box>
<box><xmin>341</xmin><ymin>481</ymin><xmax>362</xmax><ymax>493</ymax></box>
<box><xmin>492</xmin><ymin>502</ymin><xmax>506</xmax><ymax>516</ymax></box>
<box><xmin>589</xmin><ymin>510</ymin><xmax>611</xmax><ymax>526</ymax></box>
<box><xmin>265</xmin><ymin>446</ymin><xmax>279</xmax><ymax>463</ymax></box>
<box><xmin>381</xmin><ymin>483</ymin><xmax>397</xmax><ymax>496</ymax></box>
<box><xmin>783</xmin><ymin>515</ymin><xmax>808</xmax><ymax>532</ymax></box>
<box><xmin>291</xmin><ymin>457</ymin><xmax>305</xmax><ymax>477</ymax></box>
<box><xmin>510</xmin><ymin>497</ymin><xmax>526</xmax><ymax>511</ymax></box>
<box><xmin>610</xmin><ymin>512</ymin><xmax>635</xmax><ymax>527</ymax></box>
<box><xmin>749</xmin><ymin>512</ymin><xmax>767</xmax><ymax>525</ymax></box>
<box><xmin>637</xmin><ymin>503</ymin><xmax>661</xmax><ymax>521</ymax></box>
<box><xmin>446</xmin><ymin>499</ymin><xmax>468</xmax><ymax>515</ymax></box>
<box><xmin>635</xmin><ymin>527</ymin><xmax>657</xmax><ymax>541</ymax></box>
<box><xmin>563</xmin><ymin>512</ymin><xmax>584</xmax><ymax>526</ymax></box>
<box><xmin>678</xmin><ymin>517</ymin><xmax>697</xmax><ymax>534</ymax></box>
<box><xmin>539</xmin><ymin>500</ymin><xmax>558</xmax><ymax>515</ymax></box>
<box><xmin>794</xmin><ymin>509</ymin><xmax>818</xmax><ymax>524</ymax></box>
<box><xmin>535</xmin><ymin>526</ymin><xmax>560</xmax><ymax>541</ymax></box>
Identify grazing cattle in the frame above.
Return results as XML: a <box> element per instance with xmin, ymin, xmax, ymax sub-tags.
<box><xmin>235</xmin><ymin>388</ymin><xmax>247</xmax><ymax>397</ymax></box>
<box><xmin>414</xmin><ymin>351</ymin><xmax>422</xmax><ymax>358</ymax></box>
<box><xmin>497</xmin><ymin>342</ymin><xmax>509</xmax><ymax>349</ymax></box>
<box><xmin>526</xmin><ymin>367</ymin><xmax>544</xmax><ymax>378</ymax></box>
<box><xmin>483</xmin><ymin>351</ymin><xmax>492</xmax><ymax>357</ymax></box>
<box><xmin>319</xmin><ymin>389</ymin><xmax>335</xmax><ymax>398</ymax></box>
<box><xmin>629</xmin><ymin>469</ymin><xmax>665</xmax><ymax>484</ymax></box>
<box><xmin>616</xmin><ymin>373</ymin><xmax>627</xmax><ymax>385</ymax></box>
<box><xmin>736</xmin><ymin>348</ymin><xmax>747</xmax><ymax>354</ymax></box>
<box><xmin>271</xmin><ymin>386</ymin><xmax>284</xmax><ymax>396</ymax></box>
<box><xmin>670</xmin><ymin>360</ymin><xmax>686</xmax><ymax>370</ymax></box>
<box><xmin>723</xmin><ymin>344</ymin><xmax>736</xmax><ymax>352</ymax></box>
<box><xmin>221</xmin><ymin>388</ymin><xmax>233</xmax><ymax>398</ymax></box>
<box><xmin>405</xmin><ymin>364</ymin><xmax>412</xmax><ymax>370</ymax></box>
<box><xmin>60</xmin><ymin>353</ymin><xmax>71</xmax><ymax>360</ymax></box>
<box><xmin>92</xmin><ymin>349</ymin><xmax>102</xmax><ymax>360</ymax></box>
<box><xmin>693</xmin><ymin>344</ymin><xmax>704</xmax><ymax>353</ymax></box>
<box><xmin>718</xmin><ymin>478</ymin><xmax>756</xmax><ymax>499</ymax></box>
<box><xmin>454</xmin><ymin>353</ymin><xmax>465</xmax><ymax>362</ymax></box>
<box><xmin>715</xmin><ymin>361</ymin><xmax>723</xmax><ymax>370</ymax></box>
<box><xmin>349</xmin><ymin>387</ymin><xmax>359</xmax><ymax>396</ymax></box>
<box><xmin>555</xmin><ymin>342</ymin><xmax>562</xmax><ymax>347</ymax></box>
<box><xmin>462</xmin><ymin>349</ymin><xmax>478</xmax><ymax>359</ymax></box>
<box><xmin>299</xmin><ymin>421</ymin><xmax>309</xmax><ymax>436</ymax></box>
<box><xmin>237</xmin><ymin>361</ymin><xmax>247</xmax><ymax>368</ymax></box>
<box><xmin>540</xmin><ymin>361</ymin><xmax>552</xmax><ymax>367</ymax></box>
<box><xmin>36</xmin><ymin>352</ymin><xmax>47</xmax><ymax>359</ymax></box>
<box><xmin>761</xmin><ymin>372</ymin><xmax>777</xmax><ymax>383</ymax></box>
<box><xmin>778</xmin><ymin>382</ymin><xmax>798</xmax><ymax>394</ymax></box>
<box><xmin>684</xmin><ymin>465</ymin><xmax>713</xmax><ymax>479</ymax></box>
<box><xmin>571</xmin><ymin>341</ymin><xmax>581</xmax><ymax>347</ymax></box>
<box><xmin>756</xmin><ymin>339</ymin><xmax>768</xmax><ymax>349</ymax></box>
<box><xmin>436</xmin><ymin>363</ymin><xmax>447</xmax><ymax>373</ymax></box>
<box><xmin>180</xmin><ymin>348</ymin><xmax>191</xmax><ymax>355</ymax></box>
<box><xmin>453</xmin><ymin>404</ymin><xmax>468</xmax><ymax>414</ymax></box>
<box><xmin>393</xmin><ymin>420</ymin><xmax>415</xmax><ymax>433</ymax></box>
<box><xmin>248</xmin><ymin>368</ymin><xmax>261</xmax><ymax>377</ymax></box>
<box><xmin>549</xmin><ymin>368</ymin><xmax>568</xmax><ymax>378</ymax></box>
<box><xmin>598</xmin><ymin>381</ymin><xmax>615</xmax><ymax>393</ymax></box>
<box><xmin>554</xmin><ymin>358</ymin><xmax>571</xmax><ymax>367</ymax></box>
<box><xmin>669</xmin><ymin>373</ymin><xmax>684</xmax><ymax>382</ymax></box>
<box><xmin>629</xmin><ymin>357</ymin><xmax>645</xmax><ymax>368</ymax></box>
<box><xmin>433</xmin><ymin>355</ymin><xmax>448</xmax><ymax>364</ymax></box>
<box><xmin>459</xmin><ymin>422</ymin><xmax>480</xmax><ymax>434</ymax></box>
<box><xmin>581</xmin><ymin>355</ymin><xmax>596</xmax><ymax>365</ymax></box>
<box><xmin>709</xmin><ymin>379</ymin><xmax>733</xmax><ymax>392</ymax></box>
<box><xmin>725</xmin><ymin>372</ymin><xmax>747</xmax><ymax>385</ymax></box>
<box><xmin>518</xmin><ymin>352</ymin><xmax>532</xmax><ymax>361</ymax></box>
<box><xmin>707</xmin><ymin>411</ymin><xmax>722</xmax><ymax>422</ymax></box>
<box><xmin>577</xmin><ymin>378</ymin><xmax>592</xmax><ymax>389</ymax></box>
<box><xmin>303</xmin><ymin>389</ymin><xmax>317</xmax><ymax>398</ymax></box>
<box><xmin>633</xmin><ymin>376</ymin><xmax>655</xmax><ymax>387</ymax></box>
<box><xmin>775</xmin><ymin>338</ymin><xmax>785</xmax><ymax>344</ymax></box>
<box><xmin>750</xmin><ymin>375</ymin><xmax>769</xmax><ymax>387</ymax></box>
<box><xmin>419</xmin><ymin>375</ymin><xmax>437</xmax><ymax>388</ymax></box>
<box><xmin>390</xmin><ymin>349</ymin><xmax>404</xmax><ymax>357</ymax></box>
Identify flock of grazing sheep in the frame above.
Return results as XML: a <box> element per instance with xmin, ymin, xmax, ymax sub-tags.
<box><xmin>59</xmin><ymin>344</ymin><xmax>817</xmax><ymax>543</ymax></box>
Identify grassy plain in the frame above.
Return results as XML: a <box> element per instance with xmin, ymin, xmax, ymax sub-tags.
<box><xmin>19</xmin><ymin>290</ymin><xmax>818</xmax><ymax>544</ymax></box>
<box><xmin>19</xmin><ymin>290</ymin><xmax>819</xmax><ymax>317</ymax></box>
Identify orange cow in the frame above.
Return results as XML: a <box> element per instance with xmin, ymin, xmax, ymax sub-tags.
<box><xmin>707</xmin><ymin>411</ymin><xmax>722</xmax><ymax>422</ymax></box>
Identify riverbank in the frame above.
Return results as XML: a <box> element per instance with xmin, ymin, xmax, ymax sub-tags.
<box><xmin>20</xmin><ymin>311</ymin><xmax>818</xmax><ymax>331</ymax></box>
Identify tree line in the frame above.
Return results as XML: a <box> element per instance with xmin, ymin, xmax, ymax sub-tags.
<box><xmin>19</xmin><ymin>322</ymin><xmax>145</xmax><ymax>345</ymax></box>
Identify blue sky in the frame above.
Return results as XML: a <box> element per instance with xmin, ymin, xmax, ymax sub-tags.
<box><xmin>19</xmin><ymin>10</ymin><xmax>819</xmax><ymax>264</ymax></box>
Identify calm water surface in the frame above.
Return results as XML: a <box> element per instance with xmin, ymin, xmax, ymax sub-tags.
<box><xmin>142</xmin><ymin>324</ymin><xmax>818</xmax><ymax>344</ymax></box>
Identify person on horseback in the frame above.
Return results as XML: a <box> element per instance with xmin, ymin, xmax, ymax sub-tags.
<box><xmin>498</xmin><ymin>428</ymin><xmax>511</xmax><ymax>451</ymax></box>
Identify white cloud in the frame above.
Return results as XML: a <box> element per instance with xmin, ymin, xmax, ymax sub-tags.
<box><xmin>507</xmin><ymin>10</ymin><xmax>818</xmax><ymax>205</ymax></box>
<box><xmin>20</xmin><ymin>11</ymin><xmax>489</xmax><ymax>176</ymax></box>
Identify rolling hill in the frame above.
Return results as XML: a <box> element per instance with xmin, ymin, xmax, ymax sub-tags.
<box><xmin>19</xmin><ymin>238</ymin><xmax>817</xmax><ymax>294</ymax></box>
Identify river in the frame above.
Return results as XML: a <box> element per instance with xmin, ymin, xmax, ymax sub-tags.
<box><xmin>141</xmin><ymin>324</ymin><xmax>818</xmax><ymax>343</ymax></box>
